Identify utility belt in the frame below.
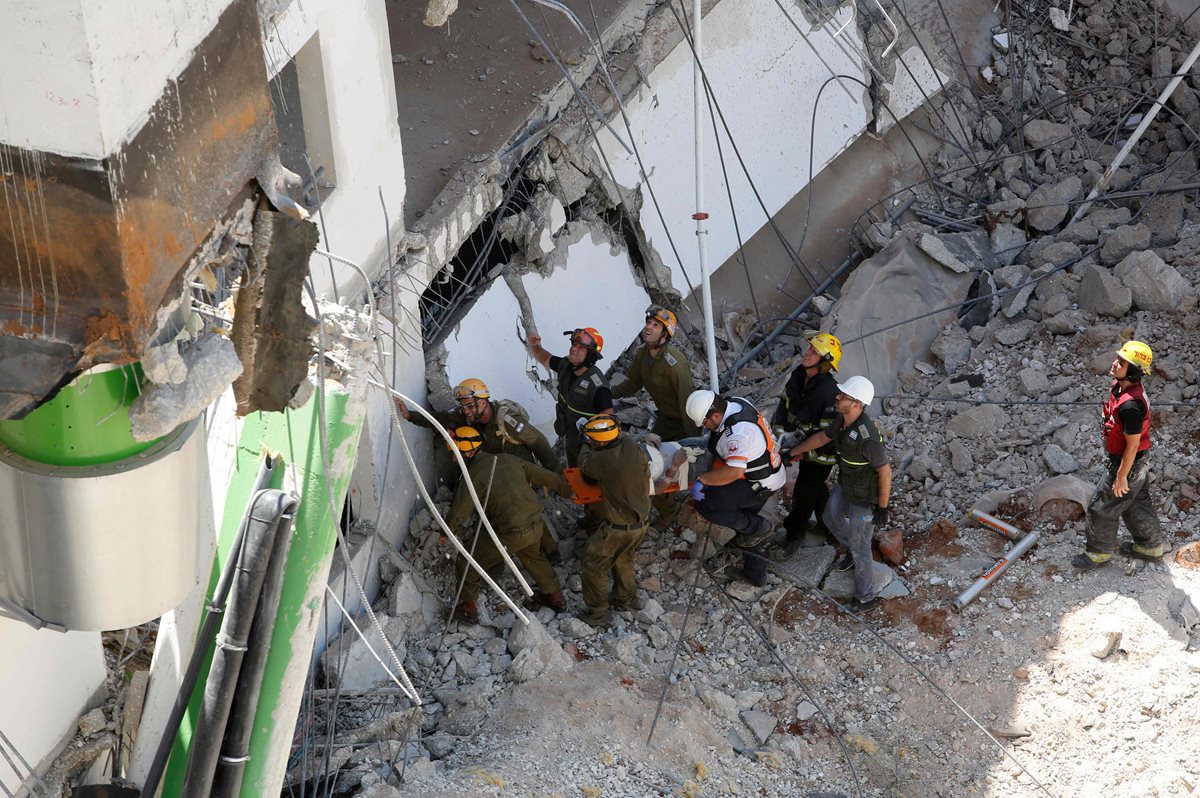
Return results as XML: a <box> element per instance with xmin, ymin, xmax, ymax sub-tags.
<box><xmin>608</xmin><ymin>520</ymin><xmax>647</xmax><ymax>531</ymax></box>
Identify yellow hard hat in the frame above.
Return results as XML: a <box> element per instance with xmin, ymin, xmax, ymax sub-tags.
<box><xmin>1117</xmin><ymin>340</ymin><xmax>1153</xmax><ymax>375</ymax></box>
<box><xmin>808</xmin><ymin>332</ymin><xmax>842</xmax><ymax>372</ymax></box>
<box><xmin>453</xmin><ymin>378</ymin><xmax>491</xmax><ymax>401</ymax></box>
<box><xmin>583</xmin><ymin>414</ymin><xmax>620</xmax><ymax>444</ymax></box>
<box><xmin>647</xmin><ymin>307</ymin><xmax>679</xmax><ymax>338</ymax></box>
<box><xmin>448</xmin><ymin>426</ymin><xmax>484</xmax><ymax>455</ymax></box>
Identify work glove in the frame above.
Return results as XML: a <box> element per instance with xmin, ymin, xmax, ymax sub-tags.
<box><xmin>576</xmin><ymin>417</ymin><xmax>588</xmax><ymax>431</ymax></box>
<box><xmin>689</xmin><ymin>481</ymin><xmax>706</xmax><ymax>503</ymax></box>
<box><xmin>873</xmin><ymin>505</ymin><xmax>889</xmax><ymax>526</ymax></box>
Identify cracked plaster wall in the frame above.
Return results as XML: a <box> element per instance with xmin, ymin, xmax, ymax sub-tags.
<box><xmin>443</xmin><ymin>224</ymin><xmax>648</xmax><ymax>439</ymax></box>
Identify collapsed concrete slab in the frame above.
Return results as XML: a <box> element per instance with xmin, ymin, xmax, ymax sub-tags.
<box><xmin>825</xmin><ymin>236</ymin><xmax>973</xmax><ymax>403</ymax></box>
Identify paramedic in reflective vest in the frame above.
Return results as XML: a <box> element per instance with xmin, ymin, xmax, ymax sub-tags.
<box><xmin>526</xmin><ymin>327</ymin><xmax>615</xmax><ymax>467</ymax></box>
<box><xmin>774</xmin><ymin>332</ymin><xmax>842</xmax><ymax>559</ymax></box>
<box><xmin>394</xmin><ymin>377</ymin><xmax>560</xmax><ymax>472</ymax></box>
<box><xmin>1073</xmin><ymin>341</ymin><xmax>1166</xmax><ymax>570</ymax></box>
<box><xmin>791</xmin><ymin>375</ymin><xmax>890</xmax><ymax>611</ymax></box>
<box><xmin>611</xmin><ymin>307</ymin><xmax>700</xmax><ymax>441</ymax></box>
<box><xmin>685</xmin><ymin>390</ymin><xmax>786</xmax><ymax>587</ymax></box>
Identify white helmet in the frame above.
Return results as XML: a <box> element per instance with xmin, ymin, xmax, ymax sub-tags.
<box><xmin>686</xmin><ymin>389</ymin><xmax>717</xmax><ymax>427</ymax></box>
<box><xmin>836</xmin><ymin>375</ymin><xmax>875</xmax><ymax>406</ymax></box>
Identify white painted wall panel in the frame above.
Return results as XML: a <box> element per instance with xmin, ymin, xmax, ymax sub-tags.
<box><xmin>0</xmin><ymin>624</ymin><xmax>104</xmax><ymax>791</ymax></box>
<box><xmin>596</xmin><ymin>0</ymin><xmax>870</xmax><ymax>295</ymax></box>
<box><xmin>444</xmin><ymin>230</ymin><xmax>648</xmax><ymax>441</ymax></box>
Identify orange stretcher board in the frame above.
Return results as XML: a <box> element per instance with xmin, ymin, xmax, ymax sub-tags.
<box><xmin>563</xmin><ymin>467</ymin><xmax>680</xmax><ymax>505</ymax></box>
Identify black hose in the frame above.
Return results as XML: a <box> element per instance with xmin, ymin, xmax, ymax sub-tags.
<box><xmin>209</xmin><ymin>498</ymin><xmax>298</xmax><ymax>798</ymax></box>
<box><xmin>180</xmin><ymin>489</ymin><xmax>295</xmax><ymax>798</ymax></box>
<box><xmin>138</xmin><ymin>456</ymin><xmax>276</xmax><ymax>797</ymax></box>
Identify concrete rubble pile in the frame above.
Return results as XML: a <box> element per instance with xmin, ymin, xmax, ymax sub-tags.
<box><xmin>304</xmin><ymin>3</ymin><xmax>1200</xmax><ymax>796</ymax></box>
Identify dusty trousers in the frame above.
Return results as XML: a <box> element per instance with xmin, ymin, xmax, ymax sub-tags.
<box><xmin>822</xmin><ymin>484</ymin><xmax>876</xmax><ymax>602</ymax></box>
<box><xmin>456</xmin><ymin>521</ymin><xmax>561</xmax><ymax>602</ymax></box>
<box><xmin>784</xmin><ymin>460</ymin><xmax>833</xmax><ymax>540</ymax></box>
<box><xmin>1086</xmin><ymin>455</ymin><xmax>1163</xmax><ymax>555</ymax></box>
<box><xmin>580</xmin><ymin>522</ymin><xmax>646</xmax><ymax>616</ymax></box>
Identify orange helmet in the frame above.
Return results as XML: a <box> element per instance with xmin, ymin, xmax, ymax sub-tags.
<box><xmin>447</xmin><ymin>426</ymin><xmax>484</xmax><ymax>455</ymax></box>
<box><xmin>647</xmin><ymin>307</ymin><xmax>678</xmax><ymax>338</ymax></box>
<box><xmin>582</xmin><ymin>414</ymin><xmax>620</xmax><ymax>445</ymax></box>
<box><xmin>565</xmin><ymin>327</ymin><xmax>604</xmax><ymax>360</ymax></box>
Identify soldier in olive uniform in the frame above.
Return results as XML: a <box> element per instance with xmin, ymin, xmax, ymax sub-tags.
<box><xmin>443</xmin><ymin>427</ymin><xmax>570</xmax><ymax>624</ymax></box>
<box><xmin>395</xmin><ymin>377</ymin><xmax>559</xmax><ymax>472</ymax></box>
<box><xmin>611</xmin><ymin>307</ymin><xmax>699</xmax><ymax>441</ymax></box>
<box><xmin>526</xmin><ymin>327</ymin><xmax>614</xmax><ymax>467</ymax></box>
<box><xmin>576</xmin><ymin>415</ymin><xmax>651</xmax><ymax>626</ymax></box>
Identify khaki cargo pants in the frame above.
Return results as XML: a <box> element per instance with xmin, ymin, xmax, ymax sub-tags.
<box><xmin>580</xmin><ymin>521</ymin><xmax>646</xmax><ymax>618</ymax></box>
<box><xmin>456</xmin><ymin>520</ymin><xmax>561</xmax><ymax>601</ymax></box>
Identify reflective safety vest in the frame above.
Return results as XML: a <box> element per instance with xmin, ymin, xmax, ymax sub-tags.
<box><xmin>708</xmin><ymin>398</ymin><xmax>782</xmax><ymax>484</ymax></box>
<box><xmin>1102</xmin><ymin>380</ymin><xmax>1151</xmax><ymax>456</ymax></box>
<box><xmin>834</xmin><ymin>412</ymin><xmax>885</xmax><ymax>507</ymax></box>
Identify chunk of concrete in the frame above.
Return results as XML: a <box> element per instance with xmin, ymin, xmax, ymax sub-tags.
<box><xmin>506</xmin><ymin>617</ymin><xmax>573</xmax><ymax>682</ymax></box>
<box><xmin>1077</xmin><ymin>265</ymin><xmax>1132</xmax><ymax>318</ymax></box>
<box><xmin>822</xmin><ymin>560</ymin><xmax>897</xmax><ymax>598</ymax></box>
<box><xmin>991</xmin><ymin>223</ymin><xmax>1028</xmax><ymax>266</ymax></box>
<box><xmin>1017</xmin><ymin>368</ymin><xmax>1050</xmax><ymax>397</ymax></box>
<box><xmin>129</xmin><ymin>333</ymin><xmax>244</xmax><ymax>441</ymax></box>
<box><xmin>1042</xmin><ymin>444</ymin><xmax>1079</xmax><ymax>474</ymax></box>
<box><xmin>389</xmin><ymin>565</ymin><xmax>440</xmax><ymax>637</ymax></box>
<box><xmin>769</xmin><ymin>544</ymin><xmax>835</xmax><ymax>588</ymax></box>
<box><xmin>825</xmin><ymin>237</ymin><xmax>973</xmax><ymax>405</ymax></box>
<box><xmin>1022</xmin><ymin>119</ymin><xmax>1073</xmax><ymax>149</ymax></box>
<box><xmin>1099</xmin><ymin>224</ymin><xmax>1151</xmax><ymax>266</ymax></box>
<box><xmin>699</xmin><ymin>686</ymin><xmax>741</xmax><ymax>723</ymax></box>
<box><xmin>1113</xmin><ymin>250</ymin><xmax>1192</xmax><ymax>311</ymax></box>
<box><xmin>1027</xmin><ymin>175</ymin><xmax>1081</xmax><ymax>231</ymax></box>
<box><xmin>930</xmin><ymin>325</ymin><xmax>974</xmax><ymax>372</ymax></box>
<box><xmin>741</xmin><ymin>710</ymin><xmax>777</xmax><ymax>745</ymax></box>
<box><xmin>1044</xmin><ymin>309</ymin><xmax>1087</xmax><ymax>335</ymax></box>
<box><xmin>321</xmin><ymin>614</ymin><xmax>408</xmax><ymax>690</ymax></box>
<box><xmin>947</xmin><ymin>405</ymin><xmax>1011</xmax><ymax>439</ymax></box>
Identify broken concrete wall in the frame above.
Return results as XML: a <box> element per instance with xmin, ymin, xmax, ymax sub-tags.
<box><xmin>444</xmin><ymin>225</ymin><xmax>648</xmax><ymax>438</ymax></box>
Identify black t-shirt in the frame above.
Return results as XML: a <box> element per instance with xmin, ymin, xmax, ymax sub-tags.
<box><xmin>1117</xmin><ymin>396</ymin><xmax>1145</xmax><ymax>435</ymax></box>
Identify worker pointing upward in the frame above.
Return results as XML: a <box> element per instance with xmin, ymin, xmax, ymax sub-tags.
<box><xmin>527</xmin><ymin>327</ymin><xmax>615</xmax><ymax>467</ymax></box>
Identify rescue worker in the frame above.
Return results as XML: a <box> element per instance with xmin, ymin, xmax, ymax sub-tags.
<box><xmin>526</xmin><ymin>327</ymin><xmax>615</xmax><ymax>466</ymax></box>
<box><xmin>394</xmin><ymin>378</ymin><xmax>559</xmax><ymax>472</ymax></box>
<box><xmin>577</xmin><ymin>415</ymin><xmax>651</xmax><ymax>626</ymax></box>
<box><xmin>685</xmin><ymin>390</ymin><xmax>786</xmax><ymax>587</ymax></box>
<box><xmin>790</xmin><ymin>375</ymin><xmax>891</xmax><ymax>612</ymax></box>
<box><xmin>774</xmin><ymin>332</ymin><xmax>842</xmax><ymax>559</ymax></box>
<box><xmin>611</xmin><ymin>307</ymin><xmax>700</xmax><ymax>441</ymax></box>
<box><xmin>1074</xmin><ymin>341</ymin><xmax>1166</xmax><ymax>570</ymax></box>
<box><xmin>442</xmin><ymin>427</ymin><xmax>570</xmax><ymax>624</ymax></box>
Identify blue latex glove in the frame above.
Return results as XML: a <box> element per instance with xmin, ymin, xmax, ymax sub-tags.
<box><xmin>689</xmin><ymin>481</ymin><xmax>706</xmax><ymax>502</ymax></box>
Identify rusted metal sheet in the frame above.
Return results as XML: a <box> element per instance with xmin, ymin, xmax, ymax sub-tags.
<box><xmin>0</xmin><ymin>0</ymin><xmax>276</xmax><ymax>419</ymax></box>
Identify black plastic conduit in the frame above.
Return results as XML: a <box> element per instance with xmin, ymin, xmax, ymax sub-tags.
<box><xmin>139</xmin><ymin>455</ymin><xmax>277</xmax><ymax>797</ymax></box>
<box><xmin>180</xmin><ymin>488</ymin><xmax>296</xmax><ymax>798</ymax></box>
<box><xmin>209</xmin><ymin>494</ymin><xmax>297</xmax><ymax>798</ymax></box>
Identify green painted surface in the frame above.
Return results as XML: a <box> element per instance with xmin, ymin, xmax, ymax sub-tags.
<box><xmin>0</xmin><ymin>364</ymin><xmax>160</xmax><ymax>465</ymax></box>
<box><xmin>161</xmin><ymin>385</ymin><xmax>365</xmax><ymax>798</ymax></box>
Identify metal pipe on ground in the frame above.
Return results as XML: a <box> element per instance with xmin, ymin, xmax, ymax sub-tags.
<box><xmin>968</xmin><ymin>508</ymin><xmax>1023</xmax><ymax>541</ymax></box>
<box><xmin>138</xmin><ymin>455</ymin><xmax>277</xmax><ymax>797</ymax></box>
<box><xmin>180</xmin><ymin>489</ymin><xmax>295</xmax><ymax>798</ymax></box>
<box><xmin>953</xmin><ymin>531</ymin><xmax>1040</xmax><ymax>611</ymax></box>
<box><xmin>209</xmin><ymin>498</ymin><xmax>298</xmax><ymax>798</ymax></box>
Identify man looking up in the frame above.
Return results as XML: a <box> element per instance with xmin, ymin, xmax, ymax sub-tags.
<box><xmin>1073</xmin><ymin>340</ymin><xmax>1166</xmax><ymax>570</ymax></box>
<box><xmin>527</xmin><ymin>327</ymin><xmax>614</xmax><ymax>467</ymax></box>
<box><xmin>612</xmin><ymin>306</ymin><xmax>699</xmax><ymax>441</ymax></box>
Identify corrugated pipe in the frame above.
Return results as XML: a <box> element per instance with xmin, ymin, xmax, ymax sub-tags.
<box><xmin>209</xmin><ymin>497</ymin><xmax>298</xmax><ymax>798</ymax></box>
<box><xmin>139</xmin><ymin>456</ymin><xmax>277</xmax><ymax>797</ymax></box>
<box><xmin>180</xmin><ymin>489</ymin><xmax>297</xmax><ymax>798</ymax></box>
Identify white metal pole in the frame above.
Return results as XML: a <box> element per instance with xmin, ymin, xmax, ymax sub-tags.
<box><xmin>1069</xmin><ymin>36</ymin><xmax>1200</xmax><ymax>225</ymax></box>
<box><xmin>693</xmin><ymin>0</ymin><xmax>719</xmax><ymax>391</ymax></box>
